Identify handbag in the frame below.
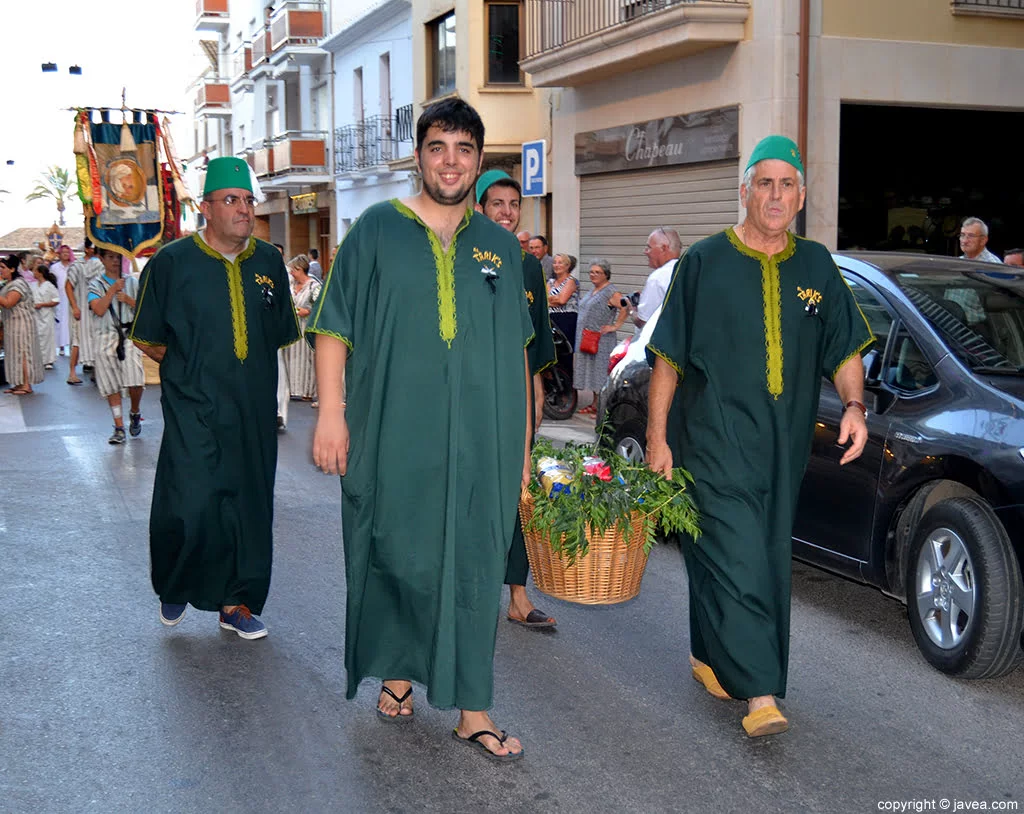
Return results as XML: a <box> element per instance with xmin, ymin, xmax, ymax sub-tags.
<box><xmin>579</xmin><ymin>328</ymin><xmax>601</xmax><ymax>355</ymax></box>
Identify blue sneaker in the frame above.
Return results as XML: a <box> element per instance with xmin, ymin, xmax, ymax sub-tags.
<box><xmin>219</xmin><ymin>605</ymin><xmax>267</xmax><ymax>640</ymax></box>
<box><xmin>159</xmin><ymin>602</ymin><xmax>187</xmax><ymax>626</ymax></box>
<box><xmin>129</xmin><ymin>412</ymin><xmax>142</xmax><ymax>437</ymax></box>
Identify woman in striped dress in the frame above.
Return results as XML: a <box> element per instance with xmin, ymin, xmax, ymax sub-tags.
<box><xmin>0</xmin><ymin>255</ymin><xmax>44</xmax><ymax>394</ymax></box>
<box><xmin>282</xmin><ymin>254</ymin><xmax>321</xmax><ymax>402</ymax></box>
<box><xmin>32</xmin><ymin>263</ymin><xmax>60</xmax><ymax>369</ymax></box>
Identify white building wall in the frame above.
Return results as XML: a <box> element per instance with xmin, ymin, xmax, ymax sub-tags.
<box><xmin>325</xmin><ymin>0</ymin><xmax>415</xmax><ymax>238</ymax></box>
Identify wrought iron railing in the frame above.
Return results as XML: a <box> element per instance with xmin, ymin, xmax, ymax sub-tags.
<box><xmin>524</xmin><ymin>0</ymin><xmax>746</xmax><ymax>58</ymax></box>
<box><xmin>951</xmin><ymin>0</ymin><xmax>1023</xmax><ymax>10</ymax></box>
<box><xmin>334</xmin><ymin>107</ymin><xmax>415</xmax><ymax>174</ymax></box>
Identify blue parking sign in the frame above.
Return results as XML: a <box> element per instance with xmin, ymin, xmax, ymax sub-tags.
<box><xmin>521</xmin><ymin>140</ymin><xmax>546</xmax><ymax>197</ymax></box>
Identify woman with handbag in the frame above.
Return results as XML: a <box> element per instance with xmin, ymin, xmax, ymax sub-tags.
<box><xmin>573</xmin><ymin>259</ymin><xmax>629</xmax><ymax>415</ymax></box>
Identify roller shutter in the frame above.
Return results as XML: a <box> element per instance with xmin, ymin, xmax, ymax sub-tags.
<box><xmin>578</xmin><ymin>159</ymin><xmax>739</xmax><ymax>300</ymax></box>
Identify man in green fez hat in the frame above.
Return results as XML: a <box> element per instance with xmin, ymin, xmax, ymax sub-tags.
<box><xmin>474</xmin><ymin>168</ymin><xmax>558</xmax><ymax>631</ymax></box>
<box><xmin>130</xmin><ymin>153</ymin><xmax>299</xmax><ymax>641</ymax></box>
<box><xmin>645</xmin><ymin>134</ymin><xmax>873</xmax><ymax>737</ymax></box>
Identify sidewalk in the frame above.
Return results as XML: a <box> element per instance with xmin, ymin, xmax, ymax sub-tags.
<box><xmin>536</xmin><ymin>410</ymin><xmax>598</xmax><ymax>445</ymax></box>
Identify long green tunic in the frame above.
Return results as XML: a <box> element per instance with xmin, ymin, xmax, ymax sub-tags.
<box><xmin>308</xmin><ymin>200</ymin><xmax>532</xmax><ymax>710</ymax></box>
<box><xmin>130</xmin><ymin>235</ymin><xmax>300</xmax><ymax>614</ymax></box>
<box><xmin>647</xmin><ymin>229</ymin><xmax>872</xmax><ymax>699</ymax></box>
<box><xmin>506</xmin><ymin>250</ymin><xmax>556</xmax><ymax>585</ymax></box>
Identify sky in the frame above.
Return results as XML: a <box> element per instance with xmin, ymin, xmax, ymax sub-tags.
<box><xmin>0</xmin><ymin>0</ymin><xmax>199</xmax><ymax>239</ymax></box>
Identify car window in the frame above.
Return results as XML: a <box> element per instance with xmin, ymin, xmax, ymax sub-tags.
<box><xmin>845</xmin><ymin>277</ymin><xmax>893</xmax><ymax>347</ymax></box>
<box><xmin>885</xmin><ymin>326</ymin><xmax>937</xmax><ymax>392</ymax></box>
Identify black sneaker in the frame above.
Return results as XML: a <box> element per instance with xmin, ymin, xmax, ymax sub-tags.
<box><xmin>129</xmin><ymin>412</ymin><xmax>142</xmax><ymax>437</ymax></box>
<box><xmin>108</xmin><ymin>426</ymin><xmax>127</xmax><ymax>445</ymax></box>
<box><xmin>277</xmin><ymin>415</ymin><xmax>285</xmax><ymax>430</ymax></box>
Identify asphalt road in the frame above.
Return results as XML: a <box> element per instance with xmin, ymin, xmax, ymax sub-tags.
<box><xmin>2</xmin><ymin>359</ymin><xmax>1023</xmax><ymax>814</ymax></box>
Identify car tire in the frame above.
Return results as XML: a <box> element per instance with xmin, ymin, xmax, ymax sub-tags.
<box><xmin>905</xmin><ymin>497</ymin><xmax>1023</xmax><ymax>679</ymax></box>
<box><xmin>611</xmin><ymin>418</ymin><xmax>647</xmax><ymax>465</ymax></box>
<box><xmin>543</xmin><ymin>366</ymin><xmax>577</xmax><ymax>421</ymax></box>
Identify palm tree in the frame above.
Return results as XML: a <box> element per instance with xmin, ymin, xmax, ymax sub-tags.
<box><xmin>25</xmin><ymin>166</ymin><xmax>74</xmax><ymax>226</ymax></box>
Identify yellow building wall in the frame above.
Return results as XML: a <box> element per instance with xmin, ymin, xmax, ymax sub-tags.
<box><xmin>822</xmin><ymin>0</ymin><xmax>1024</xmax><ymax>47</ymax></box>
<box><xmin>411</xmin><ymin>0</ymin><xmax>549</xmax><ymax>154</ymax></box>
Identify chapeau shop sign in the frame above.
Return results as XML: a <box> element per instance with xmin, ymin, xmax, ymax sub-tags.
<box><xmin>575</xmin><ymin>105</ymin><xmax>739</xmax><ymax>176</ymax></box>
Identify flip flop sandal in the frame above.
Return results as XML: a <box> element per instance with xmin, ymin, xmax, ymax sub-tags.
<box><xmin>691</xmin><ymin>662</ymin><xmax>731</xmax><ymax>700</ymax></box>
<box><xmin>451</xmin><ymin>729</ymin><xmax>524</xmax><ymax>762</ymax></box>
<box><xmin>742</xmin><ymin>705</ymin><xmax>789</xmax><ymax>737</ymax></box>
<box><xmin>67</xmin><ymin>379</ymin><xmax>84</xmax><ymax>386</ymax></box>
<box><xmin>376</xmin><ymin>684</ymin><xmax>413</xmax><ymax>722</ymax></box>
<box><xmin>507</xmin><ymin>609</ymin><xmax>556</xmax><ymax>629</ymax></box>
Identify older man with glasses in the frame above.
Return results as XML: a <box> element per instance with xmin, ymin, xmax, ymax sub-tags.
<box><xmin>959</xmin><ymin>217</ymin><xmax>1002</xmax><ymax>264</ymax></box>
<box><xmin>130</xmin><ymin>157</ymin><xmax>301</xmax><ymax>641</ymax></box>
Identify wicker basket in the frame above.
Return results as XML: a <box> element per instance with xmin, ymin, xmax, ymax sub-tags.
<box><xmin>519</xmin><ymin>489</ymin><xmax>651</xmax><ymax>605</ymax></box>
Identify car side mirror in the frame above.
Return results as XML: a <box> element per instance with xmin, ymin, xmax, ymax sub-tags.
<box><xmin>863</xmin><ymin>349</ymin><xmax>882</xmax><ymax>386</ymax></box>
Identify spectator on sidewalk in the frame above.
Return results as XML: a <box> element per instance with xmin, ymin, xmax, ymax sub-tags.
<box><xmin>634</xmin><ymin>228</ymin><xmax>682</xmax><ymax>333</ymax></box>
<box><xmin>959</xmin><ymin>218</ymin><xmax>1001</xmax><ymax>264</ymax></box>
<box><xmin>1003</xmin><ymin>248</ymin><xmax>1023</xmax><ymax>268</ymax></box>
<box><xmin>516</xmin><ymin>229</ymin><xmax>531</xmax><ymax>252</ymax></box>
<box><xmin>308</xmin><ymin>248</ymin><xmax>323</xmax><ymax>282</ymax></box>
<box><xmin>529</xmin><ymin>234</ymin><xmax>554</xmax><ymax>278</ymax></box>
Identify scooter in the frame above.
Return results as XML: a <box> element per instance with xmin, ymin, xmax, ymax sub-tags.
<box><xmin>542</xmin><ymin>324</ymin><xmax>577</xmax><ymax>421</ymax></box>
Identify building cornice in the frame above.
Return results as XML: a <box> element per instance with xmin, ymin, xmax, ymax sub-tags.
<box><xmin>321</xmin><ymin>0</ymin><xmax>411</xmax><ymax>53</ymax></box>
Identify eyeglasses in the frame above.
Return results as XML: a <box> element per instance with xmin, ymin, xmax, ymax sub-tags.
<box><xmin>210</xmin><ymin>194</ymin><xmax>258</xmax><ymax>209</ymax></box>
<box><xmin>959</xmin><ymin>232</ymin><xmax>983</xmax><ymax>239</ymax></box>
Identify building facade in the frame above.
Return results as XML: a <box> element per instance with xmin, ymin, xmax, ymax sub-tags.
<box><xmin>193</xmin><ymin>0</ymin><xmax>334</xmax><ymax>259</ymax></box>
<box><xmin>522</xmin><ymin>0</ymin><xmax>1024</xmax><ymax>299</ymax></box>
<box><xmin>324</xmin><ymin>0</ymin><xmax>416</xmax><ymax>242</ymax></box>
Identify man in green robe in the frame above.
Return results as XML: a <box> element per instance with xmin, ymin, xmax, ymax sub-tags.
<box><xmin>474</xmin><ymin>169</ymin><xmax>558</xmax><ymax>630</ymax></box>
<box><xmin>646</xmin><ymin>136</ymin><xmax>873</xmax><ymax>737</ymax></box>
<box><xmin>131</xmin><ymin>157</ymin><xmax>300</xmax><ymax>640</ymax></box>
<box><xmin>310</xmin><ymin>99</ymin><xmax>532</xmax><ymax>760</ymax></box>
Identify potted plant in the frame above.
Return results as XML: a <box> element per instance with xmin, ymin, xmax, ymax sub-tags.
<box><xmin>520</xmin><ymin>436</ymin><xmax>701</xmax><ymax>605</ymax></box>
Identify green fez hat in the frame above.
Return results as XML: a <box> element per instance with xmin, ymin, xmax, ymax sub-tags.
<box><xmin>745</xmin><ymin>135</ymin><xmax>804</xmax><ymax>177</ymax></box>
<box><xmin>475</xmin><ymin>169</ymin><xmax>519</xmax><ymax>204</ymax></box>
<box><xmin>203</xmin><ymin>156</ymin><xmax>254</xmax><ymax>196</ymax></box>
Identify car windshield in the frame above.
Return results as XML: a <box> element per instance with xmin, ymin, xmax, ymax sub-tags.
<box><xmin>893</xmin><ymin>268</ymin><xmax>1024</xmax><ymax>374</ymax></box>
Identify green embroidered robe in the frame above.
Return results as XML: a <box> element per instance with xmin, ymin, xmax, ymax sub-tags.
<box><xmin>130</xmin><ymin>235</ymin><xmax>300</xmax><ymax>614</ymax></box>
<box><xmin>307</xmin><ymin>200</ymin><xmax>533</xmax><ymax>710</ymax></box>
<box><xmin>647</xmin><ymin>228</ymin><xmax>872</xmax><ymax>699</ymax></box>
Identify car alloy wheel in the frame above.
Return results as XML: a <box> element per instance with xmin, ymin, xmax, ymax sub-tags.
<box><xmin>905</xmin><ymin>496</ymin><xmax>1023</xmax><ymax>678</ymax></box>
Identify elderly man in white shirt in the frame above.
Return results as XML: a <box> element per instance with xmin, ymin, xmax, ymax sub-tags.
<box><xmin>633</xmin><ymin>227</ymin><xmax>682</xmax><ymax>334</ymax></box>
<box><xmin>959</xmin><ymin>217</ymin><xmax>1002</xmax><ymax>264</ymax></box>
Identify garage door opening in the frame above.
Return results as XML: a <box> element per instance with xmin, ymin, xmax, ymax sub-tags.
<box><xmin>838</xmin><ymin>104</ymin><xmax>1024</xmax><ymax>258</ymax></box>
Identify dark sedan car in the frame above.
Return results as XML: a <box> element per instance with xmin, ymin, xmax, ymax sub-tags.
<box><xmin>600</xmin><ymin>252</ymin><xmax>1024</xmax><ymax>678</ymax></box>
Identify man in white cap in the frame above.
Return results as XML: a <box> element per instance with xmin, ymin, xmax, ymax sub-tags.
<box><xmin>131</xmin><ymin>156</ymin><xmax>300</xmax><ymax>641</ymax></box>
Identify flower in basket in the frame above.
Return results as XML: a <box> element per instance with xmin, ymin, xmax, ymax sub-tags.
<box><xmin>524</xmin><ymin>437</ymin><xmax>701</xmax><ymax>567</ymax></box>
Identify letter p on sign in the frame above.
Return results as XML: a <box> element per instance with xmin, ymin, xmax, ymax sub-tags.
<box><xmin>522</xmin><ymin>140</ymin><xmax>545</xmax><ymax>197</ymax></box>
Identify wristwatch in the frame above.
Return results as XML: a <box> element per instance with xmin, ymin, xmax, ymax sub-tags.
<box><xmin>844</xmin><ymin>399</ymin><xmax>868</xmax><ymax>419</ymax></box>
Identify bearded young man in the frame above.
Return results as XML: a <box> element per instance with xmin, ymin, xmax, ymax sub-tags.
<box><xmin>310</xmin><ymin>98</ymin><xmax>532</xmax><ymax>761</ymax></box>
<box><xmin>130</xmin><ymin>157</ymin><xmax>299</xmax><ymax>640</ymax></box>
<box><xmin>646</xmin><ymin>135</ymin><xmax>873</xmax><ymax>737</ymax></box>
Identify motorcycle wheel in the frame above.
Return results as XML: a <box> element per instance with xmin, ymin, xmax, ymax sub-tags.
<box><xmin>543</xmin><ymin>367</ymin><xmax>577</xmax><ymax>421</ymax></box>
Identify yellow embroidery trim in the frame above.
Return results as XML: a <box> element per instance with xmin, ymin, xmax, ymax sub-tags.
<box><xmin>307</xmin><ymin>327</ymin><xmax>353</xmax><ymax>352</ymax></box>
<box><xmin>726</xmin><ymin>228</ymin><xmax>796</xmax><ymax>399</ymax></box>
<box><xmin>797</xmin><ymin>286</ymin><xmax>822</xmax><ymax>305</ymax></box>
<box><xmin>647</xmin><ymin>345</ymin><xmax>684</xmax><ymax>378</ymax></box>
<box><xmin>525</xmin><ymin>289</ymin><xmax>534</xmax><ymax>305</ymax></box>
<box><xmin>832</xmin><ymin>336</ymin><xmax>875</xmax><ymax>380</ymax></box>
<box><xmin>391</xmin><ymin>200</ymin><xmax>471</xmax><ymax>348</ymax></box>
<box><xmin>192</xmin><ymin>234</ymin><xmax>257</xmax><ymax>362</ymax></box>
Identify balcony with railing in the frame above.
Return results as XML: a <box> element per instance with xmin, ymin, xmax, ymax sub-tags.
<box><xmin>195</xmin><ymin>0</ymin><xmax>230</xmax><ymax>32</ymax></box>
<box><xmin>951</xmin><ymin>0</ymin><xmax>1024</xmax><ymax>15</ymax></box>
<box><xmin>195</xmin><ymin>81</ymin><xmax>231</xmax><ymax>117</ymax></box>
<box><xmin>268</xmin><ymin>0</ymin><xmax>327</xmax><ymax>66</ymax></box>
<box><xmin>249</xmin><ymin>131</ymin><xmax>332</xmax><ymax>188</ymax></box>
<box><xmin>521</xmin><ymin>0</ymin><xmax>749</xmax><ymax>87</ymax></box>
<box><xmin>230</xmin><ymin>44</ymin><xmax>253</xmax><ymax>92</ymax></box>
<box><xmin>334</xmin><ymin>106</ymin><xmax>415</xmax><ymax>175</ymax></box>
<box><xmin>251</xmin><ymin>27</ymin><xmax>273</xmax><ymax>71</ymax></box>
